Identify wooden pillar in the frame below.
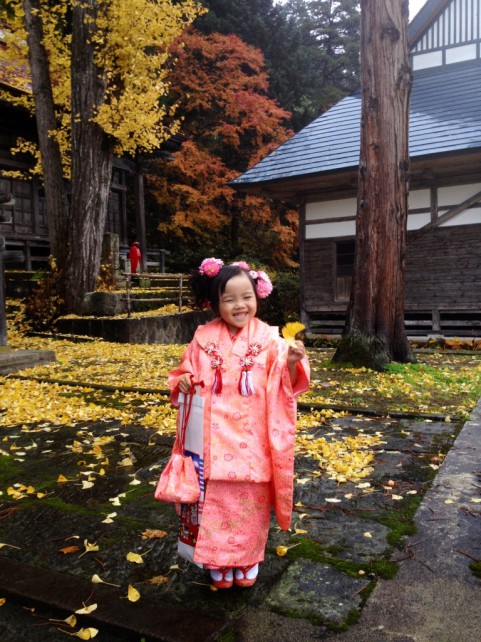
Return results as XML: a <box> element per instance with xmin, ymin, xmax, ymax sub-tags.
<box><xmin>134</xmin><ymin>171</ymin><xmax>147</xmax><ymax>272</ymax></box>
<box><xmin>0</xmin><ymin>241</ymin><xmax>24</xmax><ymax>347</ymax></box>
<box><xmin>299</xmin><ymin>200</ymin><xmax>308</xmax><ymax>328</ymax></box>
<box><xmin>0</xmin><ymin>244</ymin><xmax>6</xmax><ymax>347</ymax></box>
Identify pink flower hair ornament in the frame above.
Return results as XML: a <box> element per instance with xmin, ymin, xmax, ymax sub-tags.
<box><xmin>199</xmin><ymin>257</ymin><xmax>224</xmax><ymax>277</ymax></box>
<box><xmin>252</xmin><ymin>270</ymin><xmax>273</xmax><ymax>299</ymax></box>
<box><xmin>231</xmin><ymin>261</ymin><xmax>250</xmax><ymax>270</ymax></box>
<box><xmin>198</xmin><ymin>257</ymin><xmax>273</xmax><ymax>299</ymax></box>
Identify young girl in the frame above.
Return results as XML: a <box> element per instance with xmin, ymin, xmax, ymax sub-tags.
<box><xmin>168</xmin><ymin>258</ymin><xmax>310</xmax><ymax>589</ymax></box>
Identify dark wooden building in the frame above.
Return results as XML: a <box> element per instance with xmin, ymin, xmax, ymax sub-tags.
<box><xmin>0</xmin><ymin>40</ymin><xmax>179</xmax><ymax>271</ymax></box>
<box><xmin>231</xmin><ymin>0</ymin><xmax>481</xmax><ymax>337</ymax></box>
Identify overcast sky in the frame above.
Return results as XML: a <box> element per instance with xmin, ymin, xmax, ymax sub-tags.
<box><xmin>274</xmin><ymin>1</ymin><xmax>429</xmax><ymax>19</ymax></box>
<box><xmin>410</xmin><ymin>0</ymin><xmax>428</xmax><ymax>18</ymax></box>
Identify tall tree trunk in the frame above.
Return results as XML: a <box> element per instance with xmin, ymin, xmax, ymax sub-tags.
<box><xmin>22</xmin><ymin>0</ymin><xmax>70</xmax><ymax>266</ymax></box>
<box><xmin>64</xmin><ymin>0</ymin><xmax>114</xmax><ymax>312</ymax></box>
<box><xmin>333</xmin><ymin>0</ymin><xmax>415</xmax><ymax>371</ymax></box>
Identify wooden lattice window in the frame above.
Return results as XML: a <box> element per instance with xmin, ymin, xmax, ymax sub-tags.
<box><xmin>335</xmin><ymin>240</ymin><xmax>355</xmax><ymax>301</ymax></box>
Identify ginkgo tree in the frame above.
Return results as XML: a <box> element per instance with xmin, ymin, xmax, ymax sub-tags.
<box><xmin>0</xmin><ymin>0</ymin><xmax>204</xmax><ymax>312</ymax></box>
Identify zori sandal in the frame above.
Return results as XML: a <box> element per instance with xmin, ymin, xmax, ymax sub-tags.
<box><xmin>234</xmin><ymin>563</ymin><xmax>259</xmax><ymax>588</ymax></box>
<box><xmin>210</xmin><ymin>567</ymin><xmax>234</xmax><ymax>589</ymax></box>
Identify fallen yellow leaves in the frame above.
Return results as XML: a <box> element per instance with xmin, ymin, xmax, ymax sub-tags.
<box><xmin>6</xmin><ymin>484</ymin><xmax>40</xmax><ymax>500</ymax></box>
<box><xmin>7</xmin><ymin>334</ymin><xmax>184</xmax><ymax>390</ymax></box>
<box><xmin>78</xmin><ymin>540</ymin><xmax>100</xmax><ymax>558</ymax></box>
<box><xmin>91</xmin><ymin>574</ymin><xmax>120</xmax><ymax>587</ymax></box>
<box><xmin>0</xmin><ymin>379</ymin><xmax>135</xmax><ymax>427</ymax></box>
<box><xmin>276</xmin><ymin>543</ymin><xmax>301</xmax><ymax>557</ymax></box>
<box><xmin>126</xmin><ymin>551</ymin><xmax>144</xmax><ymax>564</ymax></box>
<box><xmin>147</xmin><ymin>575</ymin><xmax>170</xmax><ymax>585</ymax></box>
<box><xmin>74</xmin><ymin>603</ymin><xmax>98</xmax><ymax>615</ymax></box>
<box><xmin>66</xmin><ymin>627</ymin><xmax>99</xmax><ymax>639</ymax></box>
<box><xmin>141</xmin><ymin>529</ymin><xmax>167</xmax><ymax>539</ymax></box>
<box><xmin>0</xmin><ymin>543</ymin><xmax>21</xmax><ymax>550</ymax></box>
<box><xmin>295</xmin><ymin>431</ymin><xmax>381</xmax><ymax>483</ymax></box>
<box><xmin>127</xmin><ymin>585</ymin><xmax>141</xmax><ymax>602</ymax></box>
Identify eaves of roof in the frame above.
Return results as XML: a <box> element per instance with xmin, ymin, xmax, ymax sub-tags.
<box><xmin>230</xmin><ymin>59</ymin><xmax>481</xmax><ymax>193</ymax></box>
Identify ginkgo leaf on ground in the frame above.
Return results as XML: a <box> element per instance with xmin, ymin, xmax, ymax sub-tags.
<box><xmin>141</xmin><ymin>529</ymin><xmax>167</xmax><ymax>539</ymax></box>
<box><xmin>59</xmin><ymin>546</ymin><xmax>80</xmax><ymax>555</ymax></box>
<box><xmin>78</xmin><ymin>540</ymin><xmax>99</xmax><ymax>558</ymax></box>
<box><xmin>126</xmin><ymin>548</ymin><xmax>153</xmax><ymax>564</ymax></box>
<box><xmin>68</xmin><ymin>628</ymin><xmax>99</xmax><ymax>640</ymax></box>
<box><xmin>276</xmin><ymin>543</ymin><xmax>300</xmax><ymax>557</ymax></box>
<box><xmin>50</xmin><ymin>615</ymin><xmax>77</xmax><ymax>627</ymax></box>
<box><xmin>91</xmin><ymin>574</ymin><xmax>120</xmax><ymax>587</ymax></box>
<box><xmin>147</xmin><ymin>575</ymin><xmax>170</xmax><ymax>585</ymax></box>
<box><xmin>75</xmin><ymin>603</ymin><xmax>98</xmax><ymax>615</ymax></box>
<box><xmin>127</xmin><ymin>585</ymin><xmax>140</xmax><ymax>602</ymax></box>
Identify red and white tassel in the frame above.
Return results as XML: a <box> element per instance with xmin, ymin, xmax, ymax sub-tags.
<box><xmin>212</xmin><ymin>368</ymin><xmax>223</xmax><ymax>394</ymax></box>
<box><xmin>239</xmin><ymin>370</ymin><xmax>255</xmax><ymax>396</ymax></box>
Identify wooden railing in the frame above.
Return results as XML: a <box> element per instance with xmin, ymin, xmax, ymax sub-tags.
<box><xmin>122</xmin><ymin>272</ymin><xmax>188</xmax><ymax>318</ymax></box>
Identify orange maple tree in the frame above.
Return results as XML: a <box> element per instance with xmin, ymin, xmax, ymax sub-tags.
<box><xmin>146</xmin><ymin>29</ymin><xmax>298</xmax><ymax>268</ymax></box>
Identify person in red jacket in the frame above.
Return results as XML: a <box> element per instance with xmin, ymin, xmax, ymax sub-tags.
<box><xmin>128</xmin><ymin>241</ymin><xmax>141</xmax><ymax>274</ymax></box>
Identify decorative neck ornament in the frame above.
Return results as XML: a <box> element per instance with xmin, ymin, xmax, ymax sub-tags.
<box><xmin>203</xmin><ymin>340</ymin><xmax>262</xmax><ymax>396</ymax></box>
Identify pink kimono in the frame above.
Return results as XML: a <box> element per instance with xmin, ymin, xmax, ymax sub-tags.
<box><xmin>168</xmin><ymin>317</ymin><xmax>310</xmax><ymax>568</ymax></box>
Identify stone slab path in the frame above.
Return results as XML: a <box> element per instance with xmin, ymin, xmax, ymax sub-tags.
<box><xmin>0</xmin><ymin>401</ymin><xmax>479</xmax><ymax>641</ymax></box>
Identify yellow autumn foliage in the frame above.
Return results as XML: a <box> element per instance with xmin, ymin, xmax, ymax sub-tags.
<box><xmin>295</xmin><ymin>431</ymin><xmax>381</xmax><ymax>483</ymax></box>
<box><xmin>0</xmin><ymin>0</ymin><xmax>205</xmax><ymax>174</ymax></box>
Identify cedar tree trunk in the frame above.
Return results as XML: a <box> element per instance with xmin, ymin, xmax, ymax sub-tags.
<box><xmin>333</xmin><ymin>0</ymin><xmax>415</xmax><ymax>371</ymax></box>
<box><xmin>64</xmin><ymin>0</ymin><xmax>115</xmax><ymax>312</ymax></box>
<box><xmin>22</xmin><ymin>0</ymin><xmax>70</xmax><ymax>266</ymax></box>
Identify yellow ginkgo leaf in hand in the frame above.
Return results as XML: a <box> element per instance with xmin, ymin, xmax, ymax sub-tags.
<box><xmin>127</xmin><ymin>585</ymin><xmax>141</xmax><ymax>602</ymax></box>
<box><xmin>281</xmin><ymin>322</ymin><xmax>305</xmax><ymax>347</ymax></box>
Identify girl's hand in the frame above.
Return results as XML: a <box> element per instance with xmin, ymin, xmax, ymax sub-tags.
<box><xmin>178</xmin><ymin>373</ymin><xmax>193</xmax><ymax>393</ymax></box>
<box><xmin>287</xmin><ymin>340</ymin><xmax>306</xmax><ymax>386</ymax></box>
<box><xmin>287</xmin><ymin>340</ymin><xmax>306</xmax><ymax>365</ymax></box>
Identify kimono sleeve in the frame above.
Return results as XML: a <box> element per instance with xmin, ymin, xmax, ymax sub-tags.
<box><xmin>168</xmin><ymin>340</ymin><xmax>197</xmax><ymax>407</ymax></box>
<box><xmin>266</xmin><ymin>335</ymin><xmax>310</xmax><ymax>530</ymax></box>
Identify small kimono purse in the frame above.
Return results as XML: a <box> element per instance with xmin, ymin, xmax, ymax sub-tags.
<box><xmin>155</xmin><ymin>389</ymin><xmax>200</xmax><ymax>504</ymax></box>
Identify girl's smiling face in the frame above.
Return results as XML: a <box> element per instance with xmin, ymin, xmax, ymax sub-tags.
<box><xmin>218</xmin><ymin>273</ymin><xmax>257</xmax><ymax>335</ymax></box>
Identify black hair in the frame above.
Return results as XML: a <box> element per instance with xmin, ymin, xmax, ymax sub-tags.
<box><xmin>191</xmin><ymin>265</ymin><xmax>259</xmax><ymax>314</ymax></box>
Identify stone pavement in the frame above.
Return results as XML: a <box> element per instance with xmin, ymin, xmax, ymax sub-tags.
<box><xmin>0</xmin><ymin>348</ymin><xmax>56</xmax><ymax>375</ymax></box>
<box><xmin>321</xmin><ymin>399</ymin><xmax>481</xmax><ymax>642</ymax></box>
<box><xmin>0</xmin><ymin>399</ymin><xmax>480</xmax><ymax>641</ymax></box>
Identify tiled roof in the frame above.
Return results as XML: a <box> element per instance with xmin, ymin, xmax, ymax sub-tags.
<box><xmin>230</xmin><ymin>58</ymin><xmax>481</xmax><ymax>189</ymax></box>
<box><xmin>0</xmin><ymin>44</ymin><xmax>32</xmax><ymax>94</ymax></box>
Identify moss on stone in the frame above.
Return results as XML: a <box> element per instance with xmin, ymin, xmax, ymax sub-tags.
<box><xmin>275</xmin><ymin>538</ymin><xmax>397</xmax><ymax>580</ymax></box>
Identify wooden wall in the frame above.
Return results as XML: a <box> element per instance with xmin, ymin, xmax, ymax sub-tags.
<box><xmin>304</xmin><ymin>224</ymin><xmax>481</xmax><ymax>335</ymax></box>
<box><xmin>405</xmin><ymin>224</ymin><xmax>481</xmax><ymax>309</ymax></box>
